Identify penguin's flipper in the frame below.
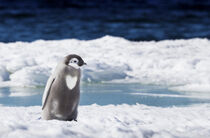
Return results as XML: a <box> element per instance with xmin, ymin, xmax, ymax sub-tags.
<box><xmin>42</xmin><ymin>76</ymin><xmax>55</xmax><ymax>110</ymax></box>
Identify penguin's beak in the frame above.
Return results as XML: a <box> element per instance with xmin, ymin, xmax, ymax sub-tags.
<box><xmin>83</xmin><ymin>62</ymin><xmax>87</xmax><ymax>65</ymax></box>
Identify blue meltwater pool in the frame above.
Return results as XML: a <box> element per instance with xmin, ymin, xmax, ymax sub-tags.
<box><xmin>0</xmin><ymin>83</ymin><xmax>210</xmax><ymax>107</ymax></box>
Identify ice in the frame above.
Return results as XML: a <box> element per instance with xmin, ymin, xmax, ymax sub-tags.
<box><xmin>10</xmin><ymin>66</ymin><xmax>50</xmax><ymax>87</ymax></box>
<box><xmin>0</xmin><ymin>104</ymin><xmax>210</xmax><ymax>138</ymax></box>
<box><xmin>0</xmin><ymin>66</ymin><xmax>9</xmax><ymax>81</ymax></box>
<box><xmin>0</xmin><ymin>36</ymin><xmax>210</xmax><ymax>92</ymax></box>
<box><xmin>130</xmin><ymin>92</ymin><xmax>210</xmax><ymax>99</ymax></box>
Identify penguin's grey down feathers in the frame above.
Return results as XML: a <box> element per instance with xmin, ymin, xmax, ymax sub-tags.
<box><xmin>42</xmin><ymin>55</ymin><xmax>85</xmax><ymax>121</ymax></box>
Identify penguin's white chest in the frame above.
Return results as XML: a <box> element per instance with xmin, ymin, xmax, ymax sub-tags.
<box><xmin>65</xmin><ymin>75</ymin><xmax>78</xmax><ymax>90</ymax></box>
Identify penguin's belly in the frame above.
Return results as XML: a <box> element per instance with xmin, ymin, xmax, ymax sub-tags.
<box><xmin>50</xmin><ymin>97</ymin><xmax>78</xmax><ymax>119</ymax></box>
<box><xmin>49</xmin><ymin>76</ymin><xmax>80</xmax><ymax>119</ymax></box>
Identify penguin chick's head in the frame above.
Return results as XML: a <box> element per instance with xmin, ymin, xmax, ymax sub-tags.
<box><xmin>64</xmin><ymin>54</ymin><xmax>86</xmax><ymax>69</ymax></box>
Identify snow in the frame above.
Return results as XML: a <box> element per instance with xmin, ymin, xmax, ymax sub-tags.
<box><xmin>0</xmin><ymin>36</ymin><xmax>210</xmax><ymax>92</ymax></box>
<box><xmin>1</xmin><ymin>36</ymin><xmax>209</xmax><ymax>137</ymax></box>
<box><xmin>0</xmin><ymin>104</ymin><xmax>210</xmax><ymax>138</ymax></box>
<box><xmin>0</xmin><ymin>66</ymin><xmax>10</xmax><ymax>81</ymax></box>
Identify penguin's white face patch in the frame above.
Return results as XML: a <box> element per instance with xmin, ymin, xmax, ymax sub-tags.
<box><xmin>69</xmin><ymin>58</ymin><xmax>80</xmax><ymax>69</ymax></box>
<box><xmin>66</xmin><ymin>75</ymin><xmax>78</xmax><ymax>90</ymax></box>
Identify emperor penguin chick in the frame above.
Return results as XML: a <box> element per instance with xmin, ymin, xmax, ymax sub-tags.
<box><xmin>42</xmin><ymin>54</ymin><xmax>86</xmax><ymax>121</ymax></box>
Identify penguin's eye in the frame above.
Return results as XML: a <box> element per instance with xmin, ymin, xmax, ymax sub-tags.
<box><xmin>70</xmin><ymin>58</ymin><xmax>79</xmax><ymax>64</ymax></box>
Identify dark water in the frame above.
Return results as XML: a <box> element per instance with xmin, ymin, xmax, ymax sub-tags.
<box><xmin>0</xmin><ymin>83</ymin><xmax>209</xmax><ymax>107</ymax></box>
<box><xmin>0</xmin><ymin>0</ymin><xmax>210</xmax><ymax>42</ymax></box>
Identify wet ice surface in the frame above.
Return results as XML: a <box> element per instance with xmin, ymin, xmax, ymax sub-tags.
<box><xmin>0</xmin><ymin>83</ymin><xmax>209</xmax><ymax>107</ymax></box>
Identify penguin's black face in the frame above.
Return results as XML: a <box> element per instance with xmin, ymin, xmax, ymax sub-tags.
<box><xmin>65</xmin><ymin>54</ymin><xmax>86</xmax><ymax>68</ymax></box>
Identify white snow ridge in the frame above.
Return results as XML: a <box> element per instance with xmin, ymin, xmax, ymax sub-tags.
<box><xmin>0</xmin><ymin>104</ymin><xmax>210</xmax><ymax>138</ymax></box>
<box><xmin>0</xmin><ymin>36</ymin><xmax>210</xmax><ymax>92</ymax></box>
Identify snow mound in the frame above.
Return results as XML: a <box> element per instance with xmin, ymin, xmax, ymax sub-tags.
<box><xmin>0</xmin><ymin>104</ymin><xmax>210</xmax><ymax>138</ymax></box>
<box><xmin>0</xmin><ymin>66</ymin><xmax>9</xmax><ymax>82</ymax></box>
<box><xmin>0</xmin><ymin>36</ymin><xmax>210</xmax><ymax>92</ymax></box>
